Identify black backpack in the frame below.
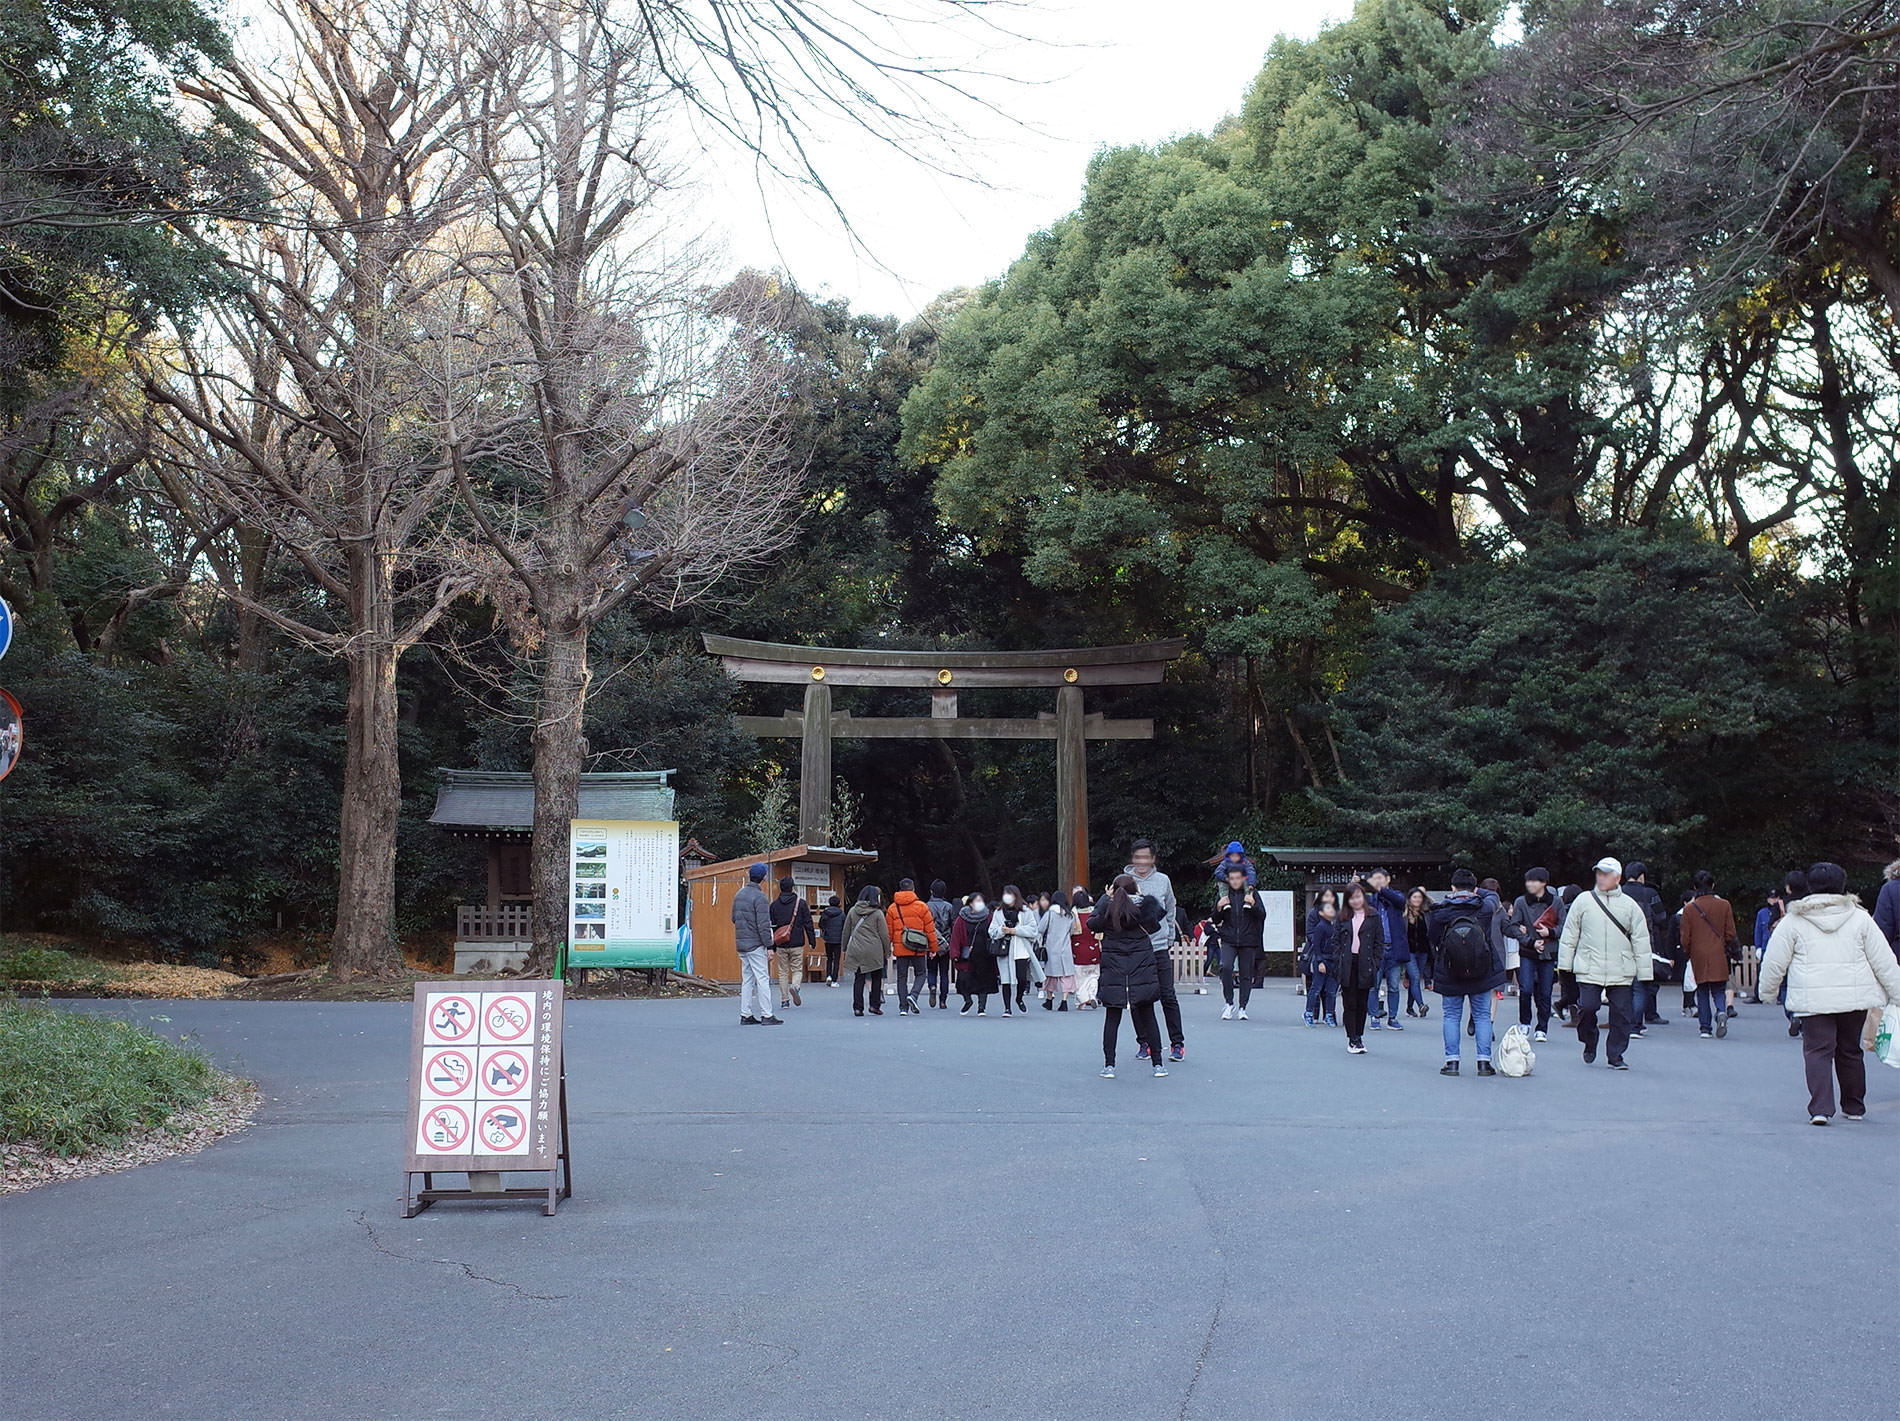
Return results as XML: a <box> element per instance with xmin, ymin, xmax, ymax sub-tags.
<box><xmin>1439</xmin><ymin>912</ymin><xmax>1491</xmax><ymax>980</ymax></box>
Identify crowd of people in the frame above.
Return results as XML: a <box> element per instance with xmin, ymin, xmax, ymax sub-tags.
<box><xmin>727</xmin><ymin>842</ymin><xmax>1900</xmax><ymax>1121</ymax></box>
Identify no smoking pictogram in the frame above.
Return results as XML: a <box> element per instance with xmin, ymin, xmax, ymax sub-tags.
<box><xmin>426</xmin><ymin>994</ymin><xmax>476</xmax><ymax>1043</ymax></box>
<box><xmin>419</xmin><ymin>1103</ymin><xmax>470</xmax><ymax>1152</ymax></box>
<box><xmin>480</xmin><ymin>1048</ymin><xmax>530</xmax><ymax>1096</ymax></box>
<box><xmin>482</xmin><ymin>994</ymin><xmax>533</xmax><ymax>1042</ymax></box>
<box><xmin>478</xmin><ymin>1102</ymin><xmax>528</xmax><ymax>1153</ymax></box>
<box><xmin>424</xmin><ymin>1050</ymin><xmax>474</xmax><ymax>1097</ymax></box>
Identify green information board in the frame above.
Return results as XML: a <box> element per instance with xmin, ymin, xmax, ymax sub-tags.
<box><xmin>567</xmin><ymin>818</ymin><xmax>679</xmax><ymax>968</ymax></box>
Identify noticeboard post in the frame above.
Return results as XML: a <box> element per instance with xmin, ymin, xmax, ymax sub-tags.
<box><xmin>402</xmin><ymin>979</ymin><xmax>570</xmax><ymax>1217</ymax></box>
<box><xmin>568</xmin><ymin>818</ymin><xmax>680</xmax><ymax>970</ymax></box>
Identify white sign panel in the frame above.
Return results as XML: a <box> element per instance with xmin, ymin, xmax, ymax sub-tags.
<box><xmin>1262</xmin><ymin>890</ymin><xmax>1296</xmax><ymax>952</ymax></box>
<box><xmin>569</xmin><ymin>818</ymin><xmax>678</xmax><ymax>953</ymax></box>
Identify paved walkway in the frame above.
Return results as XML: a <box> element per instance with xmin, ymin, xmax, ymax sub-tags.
<box><xmin>2</xmin><ymin>988</ymin><xmax>1894</xmax><ymax>1419</ymax></box>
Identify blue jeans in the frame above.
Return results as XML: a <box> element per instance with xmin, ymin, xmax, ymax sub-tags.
<box><xmin>1378</xmin><ymin>962</ymin><xmax>1406</xmax><ymax>1022</ymax></box>
<box><xmin>1634</xmin><ymin>978</ymin><xmax>1662</xmax><ymax>1022</ymax></box>
<box><xmin>1404</xmin><ymin>958</ymin><xmax>1426</xmax><ymax>1010</ymax></box>
<box><xmin>1696</xmin><ymin>982</ymin><xmax>1728</xmax><ymax>1032</ymax></box>
<box><xmin>1305</xmin><ymin>970</ymin><xmax>1337</xmax><ymax>1020</ymax></box>
<box><xmin>1441</xmin><ymin>992</ymin><xmax>1493</xmax><ymax>1062</ymax></box>
<box><xmin>1517</xmin><ymin>957</ymin><xmax>1554</xmax><ymax>1031</ymax></box>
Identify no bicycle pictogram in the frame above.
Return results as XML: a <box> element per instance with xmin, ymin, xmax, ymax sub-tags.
<box><xmin>426</xmin><ymin>995</ymin><xmax>477</xmax><ymax>1043</ymax></box>
<box><xmin>478</xmin><ymin>1103</ymin><xmax>529</xmax><ymax>1153</ymax></box>
<box><xmin>482</xmin><ymin>994</ymin><xmax>533</xmax><ymax>1042</ymax></box>
<box><xmin>419</xmin><ymin>1103</ymin><xmax>471</xmax><ymax>1152</ymax></box>
<box><xmin>480</xmin><ymin>1049</ymin><xmax>530</xmax><ymax>1096</ymax></box>
<box><xmin>424</xmin><ymin>1050</ymin><xmax>475</xmax><ymax>1097</ymax></box>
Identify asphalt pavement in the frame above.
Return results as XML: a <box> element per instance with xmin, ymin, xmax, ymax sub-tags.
<box><xmin>2</xmin><ymin>984</ymin><xmax>1895</xmax><ymax>1420</ymax></box>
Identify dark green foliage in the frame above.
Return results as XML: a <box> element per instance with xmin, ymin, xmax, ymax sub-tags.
<box><xmin>0</xmin><ymin>1000</ymin><xmax>219</xmax><ymax>1155</ymax></box>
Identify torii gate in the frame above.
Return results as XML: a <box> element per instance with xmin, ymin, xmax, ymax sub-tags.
<box><xmin>705</xmin><ymin>635</ymin><xmax>1187</xmax><ymax>890</ymax></box>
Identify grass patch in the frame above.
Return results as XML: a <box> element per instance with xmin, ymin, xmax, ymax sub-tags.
<box><xmin>0</xmin><ymin>1001</ymin><xmax>219</xmax><ymax>1156</ymax></box>
<box><xmin>0</xmin><ymin>942</ymin><xmax>113</xmax><ymax>990</ymax></box>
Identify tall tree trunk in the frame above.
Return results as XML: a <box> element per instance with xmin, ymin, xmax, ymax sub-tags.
<box><xmin>330</xmin><ymin>552</ymin><xmax>406</xmax><ymax>981</ymax></box>
<box><xmin>527</xmin><ymin>612</ymin><xmax>590</xmax><ymax>975</ymax></box>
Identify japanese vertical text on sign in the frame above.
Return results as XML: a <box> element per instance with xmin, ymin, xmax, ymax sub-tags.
<box><xmin>568</xmin><ymin>818</ymin><xmax>679</xmax><ymax>966</ymax></box>
<box><xmin>405</xmin><ymin>980</ymin><xmax>564</xmax><ymax>1170</ymax></box>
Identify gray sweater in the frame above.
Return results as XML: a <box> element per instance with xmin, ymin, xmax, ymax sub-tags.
<box><xmin>731</xmin><ymin>882</ymin><xmax>774</xmax><ymax>954</ymax></box>
<box><xmin>1125</xmin><ymin>864</ymin><xmax>1178</xmax><ymax>952</ymax></box>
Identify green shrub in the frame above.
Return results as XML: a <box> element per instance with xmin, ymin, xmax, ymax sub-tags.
<box><xmin>0</xmin><ymin>1002</ymin><xmax>219</xmax><ymax>1155</ymax></box>
<box><xmin>0</xmin><ymin>943</ymin><xmax>110</xmax><ymax>988</ymax></box>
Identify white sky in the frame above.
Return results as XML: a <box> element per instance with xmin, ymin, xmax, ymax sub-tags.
<box><xmin>697</xmin><ymin>1</ymin><xmax>1354</xmax><ymax>318</ymax></box>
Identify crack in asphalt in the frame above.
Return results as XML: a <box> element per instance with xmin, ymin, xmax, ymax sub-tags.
<box><xmin>350</xmin><ymin>1211</ymin><xmax>567</xmax><ymax>1300</ymax></box>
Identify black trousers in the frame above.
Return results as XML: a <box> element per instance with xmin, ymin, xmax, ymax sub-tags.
<box><xmin>1103</xmin><ymin>1001</ymin><xmax>1163</xmax><ymax>1067</ymax></box>
<box><xmin>1340</xmin><ymin>980</ymin><xmax>1371</xmax><ymax>1041</ymax></box>
<box><xmin>926</xmin><ymin>953</ymin><xmax>951</xmax><ymax>1001</ymax></box>
<box><xmin>823</xmin><ymin>941</ymin><xmax>842</xmax><ymax>982</ymax></box>
<box><xmin>1220</xmin><ymin>947</ymin><xmax>1261</xmax><ymax>1008</ymax></box>
<box><xmin>1800</xmin><ymin>1010</ymin><xmax>1868</xmax><ymax>1118</ymax></box>
<box><xmin>1155</xmin><ymin>950</ymin><xmax>1183</xmax><ymax>1047</ymax></box>
<box><xmin>852</xmin><ymin>968</ymin><xmax>885</xmax><ymax>1013</ymax></box>
<box><xmin>1575</xmin><ymin>982</ymin><xmax>1633</xmax><ymax>1063</ymax></box>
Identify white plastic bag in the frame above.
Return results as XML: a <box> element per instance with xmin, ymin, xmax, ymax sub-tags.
<box><xmin>1496</xmin><ymin>1023</ymin><xmax>1535</xmax><ymax>1077</ymax></box>
<box><xmin>1877</xmin><ymin>1004</ymin><xmax>1900</xmax><ymax>1069</ymax></box>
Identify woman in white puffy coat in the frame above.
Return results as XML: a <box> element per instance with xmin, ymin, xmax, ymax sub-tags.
<box><xmin>1757</xmin><ymin>862</ymin><xmax>1900</xmax><ymax>1125</ymax></box>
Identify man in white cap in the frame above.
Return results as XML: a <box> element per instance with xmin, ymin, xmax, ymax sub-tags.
<box><xmin>1556</xmin><ymin>856</ymin><xmax>1651</xmax><ymax>1068</ymax></box>
<box><xmin>731</xmin><ymin>862</ymin><xmax>784</xmax><ymax>1026</ymax></box>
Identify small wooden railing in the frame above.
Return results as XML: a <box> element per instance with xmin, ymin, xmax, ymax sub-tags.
<box><xmin>456</xmin><ymin>903</ymin><xmax>533</xmax><ymax>942</ymax></box>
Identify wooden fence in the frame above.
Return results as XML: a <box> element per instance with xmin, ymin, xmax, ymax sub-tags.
<box><xmin>455</xmin><ymin>902</ymin><xmax>533</xmax><ymax>942</ymax></box>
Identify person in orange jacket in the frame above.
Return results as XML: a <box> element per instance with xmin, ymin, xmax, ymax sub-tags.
<box><xmin>886</xmin><ymin>878</ymin><xmax>940</xmax><ymax>1016</ymax></box>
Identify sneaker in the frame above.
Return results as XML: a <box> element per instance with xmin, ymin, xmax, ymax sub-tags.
<box><xmin>1844</xmin><ymin>1112</ymin><xmax>1865</xmax><ymax>1122</ymax></box>
<box><xmin>960</xmin><ymin>1001</ymin><xmax>972</xmax><ymax>1016</ymax></box>
<box><xmin>1221</xmin><ymin>1004</ymin><xmax>1235</xmax><ymax>1020</ymax></box>
<box><xmin>740</xmin><ymin>1015</ymin><xmax>760</xmax><ymax>1025</ymax></box>
<box><xmin>1303</xmin><ymin>1012</ymin><xmax>1315</xmax><ymax>1027</ymax></box>
<box><xmin>1810</xmin><ymin>1114</ymin><xmax>1829</xmax><ymax>1126</ymax></box>
<box><xmin>905</xmin><ymin>996</ymin><xmax>921</xmax><ymax>1014</ymax></box>
<box><xmin>1324</xmin><ymin>1015</ymin><xmax>1338</xmax><ymax>1028</ymax></box>
<box><xmin>1237</xmin><ymin>1009</ymin><xmax>1248</xmax><ymax>1021</ymax></box>
<box><xmin>1789</xmin><ymin>1021</ymin><xmax>1801</xmax><ymax>1037</ymax></box>
<box><xmin>1100</xmin><ymin>1066</ymin><xmax>1116</xmax><ymax>1078</ymax></box>
<box><xmin>1153</xmin><ymin>1064</ymin><xmax>1169</xmax><ymax>1077</ymax></box>
<box><xmin>1583</xmin><ymin>1046</ymin><xmax>1597</xmax><ymax>1064</ymax></box>
<box><xmin>1700</xmin><ymin>1030</ymin><xmax>1713</xmax><ymax>1039</ymax></box>
<box><xmin>1348</xmin><ymin>1041</ymin><xmax>1366</xmax><ymax>1055</ymax></box>
<box><xmin>1368</xmin><ymin>1018</ymin><xmax>1383</xmax><ymax>1030</ymax></box>
<box><xmin>1476</xmin><ymin>1061</ymin><xmax>1496</xmax><ymax>1076</ymax></box>
<box><xmin>791</xmin><ymin>988</ymin><xmax>802</xmax><ymax>1007</ymax></box>
<box><xmin>1607</xmin><ymin>1059</ymin><xmax>1628</xmax><ymax>1070</ymax></box>
<box><xmin>1533</xmin><ymin>1030</ymin><xmax>1547</xmax><ymax>1043</ymax></box>
<box><xmin>1002</xmin><ymin>1008</ymin><xmax>1012</xmax><ymax>1017</ymax></box>
<box><xmin>1439</xmin><ymin>1060</ymin><xmax>1459</xmax><ymax>1075</ymax></box>
<box><xmin>977</xmin><ymin>1008</ymin><xmax>987</xmax><ymax>1017</ymax></box>
<box><xmin>1726</xmin><ymin>1006</ymin><xmax>1738</xmax><ymax>1019</ymax></box>
<box><xmin>1405</xmin><ymin>1005</ymin><xmax>1418</xmax><ymax>1017</ymax></box>
<box><xmin>1716</xmin><ymin>1015</ymin><xmax>1727</xmax><ymax>1038</ymax></box>
<box><xmin>760</xmin><ymin>1016</ymin><xmax>785</xmax><ymax>1026</ymax></box>
<box><xmin>1138</xmin><ymin>1043</ymin><xmax>1150</xmax><ymax>1060</ymax></box>
<box><xmin>1386</xmin><ymin>1018</ymin><xmax>1403</xmax><ymax>1031</ymax></box>
<box><xmin>1417</xmin><ymin>1005</ymin><xmax>1430</xmax><ymax>1019</ymax></box>
<box><xmin>1630</xmin><ymin>1029</ymin><xmax>1647</xmax><ymax>1039</ymax></box>
<box><xmin>1170</xmin><ymin>1044</ymin><xmax>1185</xmax><ymax>1062</ymax></box>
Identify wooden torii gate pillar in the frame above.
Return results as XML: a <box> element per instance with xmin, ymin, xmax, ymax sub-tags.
<box><xmin>705</xmin><ymin>636</ymin><xmax>1186</xmax><ymax>890</ymax></box>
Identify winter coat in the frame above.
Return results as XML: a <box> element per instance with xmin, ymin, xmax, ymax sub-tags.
<box><xmin>1072</xmin><ymin>916</ymin><xmax>1101</xmax><ymax>966</ymax></box>
<box><xmin>1556</xmin><ymin>887</ymin><xmax>1652</xmax><ymax>986</ymax></box>
<box><xmin>1621</xmin><ymin>880</ymin><xmax>1666</xmax><ymax>955</ymax></box>
<box><xmin>1302</xmin><ymin>916</ymin><xmax>1335</xmax><ymax>974</ymax></box>
<box><xmin>1427</xmin><ymin>890</ymin><xmax>1507</xmax><ymax>995</ymax></box>
<box><xmin>1505</xmin><ymin>891</ymin><xmax>1566</xmax><ymax>961</ymax></box>
<box><xmin>988</xmin><ymin>905</ymin><xmax>1041</xmax><ymax>962</ymax></box>
<box><xmin>819</xmin><ymin>905</ymin><xmax>846</xmax><ymax>946</ymax></box>
<box><xmin>1213</xmin><ymin>886</ymin><xmax>1267</xmax><ymax>951</ymax></box>
<box><xmin>730</xmin><ymin>882</ymin><xmax>774</xmax><ymax>955</ymax></box>
<box><xmin>1370</xmin><ymin>886</ymin><xmax>1410</xmax><ymax>965</ymax></box>
<box><xmin>1758</xmin><ymin>893</ymin><xmax>1900</xmax><ymax>1016</ymax></box>
<box><xmin>842</xmin><ymin>903</ymin><xmax>891</xmax><ymax>975</ymax></box>
<box><xmin>1677</xmin><ymin>892</ymin><xmax>1739</xmax><ymax>990</ymax></box>
<box><xmin>926</xmin><ymin>894</ymin><xmax>957</xmax><ymax>953</ymax></box>
<box><xmin>950</xmin><ymin>907</ymin><xmax>1001</xmax><ymax>994</ymax></box>
<box><xmin>1211</xmin><ymin>852</ymin><xmax>1257</xmax><ymax>887</ymax></box>
<box><xmin>1754</xmin><ymin>905</ymin><xmax>1778</xmax><ymax>955</ymax></box>
<box><xmin>769</xmin><ymin>891</ymin><xmax>814</xmax><ymax>949</ymax></box>
<box><xmin>885</xmin><ymin>890</ymin><xmax>938</xmax><ymax>957</ymax></box>
<box><xmin>1039</xmin><ymin>908</ymin><xmax>1078</xmax><ymax>975</ymax></box>
<box><xmin>1328</xmin><ymin>909</ymin><xmax>1386</xmax><ymax>990</ymax></box>
<box><xmin>1089</xmin><ymin>896</ymin><xmax>1165</xmax><ymax>1006</ymax></box>
<box><xmin>1406</xmin><ymin>914</ymin><xmax>1432</xmax><ymax>981</ymax></box>
<box><xmin>1873</xmin><ymin>878</ymin><xmax>1900</xmax><ymax>959</ymax></box>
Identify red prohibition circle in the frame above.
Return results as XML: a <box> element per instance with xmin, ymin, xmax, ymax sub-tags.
<box><xmin>477</xmin><ymin>1103</ymin><xmax>528</xmax><ymax>1152</ymax></box>
<box><xmin>423</xmin><ymin>1050</ymin><xmax>473</xmax><ymax>1096</ymax></box>
<box><xmin>420</xmin><ymin>1103</ymin><xmax>470</xmax><ymax>1151</ymax></box>
<box><xmin>482</xmin><ymin>994</ymin><xmax>533</xmax><ymax>1042</ymax></box>
<box><xmin>426</xmin><ymin>994</ymin><xmax>477</xmax><ymax>1042</ymax></box>
<box><xmin>480</xmin><ymin>1049</ymin><xmax>530</xmax><ymax>1096</ymax></box>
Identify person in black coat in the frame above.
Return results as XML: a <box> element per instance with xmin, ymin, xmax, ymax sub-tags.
<box><xmin>818</xmin><ymin>895</ymin><xmax>846</xmax><ymax>985</ymax></box>
<box><xmin>1213</xmin><ymin>864</ymin><xmax>1267</xmax><ymax>1019</ymax></box>
<box><xmin>1089</xmin><ymin>875</ymin><xmax>1167</xmax><ymax>1077</ymax></box>
<box><xmin>1329</xmin><ymin>880</ymin><xmax>1387</xmax><ymax>1053</ymax></box>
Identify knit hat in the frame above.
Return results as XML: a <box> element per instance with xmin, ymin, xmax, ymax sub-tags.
<box><xmin>748</xmin><ymin>862</ymin><xmax>770</xmax><ymax>882</ymax></box>
<box><xmin>1225</xmin><ymin>840</ymin><xmax>1245</xmax><ymax>854</ymax></box>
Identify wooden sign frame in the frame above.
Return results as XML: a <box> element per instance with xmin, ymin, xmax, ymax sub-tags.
<box><xmin>401</xmin><ymin>979</ymin><xmax>572</xmax><ymax>1217</ymax></box>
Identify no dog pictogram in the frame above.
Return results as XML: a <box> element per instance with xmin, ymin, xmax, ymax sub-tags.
<box><xmin>480</xmin><ymin>1049</ymin><xmax>530</xmax><ymax>1096</ymax></box>
<box><xmin>424</xmin><ymin>1050</ymin><xmax>474</xmax><ymax>1097</ymax></box>
<box><xmin>477</xmin><ymin>1102</ymin><xmax>528</xmax><ymax>1152</ymax></box>
<box><xmin>482</xmin><ymin>994</ymin><xmax>532</xmax><ymax>1042</ymax></box>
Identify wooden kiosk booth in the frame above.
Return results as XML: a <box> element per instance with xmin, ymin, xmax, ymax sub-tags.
<box><xmin>683</xmin><ymin>844</ymin><xmax>879</xmax><ymax>984</ymax></box>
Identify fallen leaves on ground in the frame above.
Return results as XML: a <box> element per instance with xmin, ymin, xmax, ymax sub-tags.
<box><xmin>2</xmin><ymin>1078</ymin><xmax>259</xmax><ymax>1194</ymax></box>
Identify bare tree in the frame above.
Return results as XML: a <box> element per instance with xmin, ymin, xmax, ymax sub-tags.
<box><xmin>443</xmin><ymin>3</ymin><xmax>798</xmax><ymax>973</ymax></box>
<box><xmin>142</xmin><ymin>0</ymin><xmax>533</xmax><ymax>979</ymax></box>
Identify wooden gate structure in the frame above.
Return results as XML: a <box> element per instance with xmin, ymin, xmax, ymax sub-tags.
<box><xmin>705</xmin><ymin>636</ymin><xmax>1186</xmax><ymax>890</ymax></box>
